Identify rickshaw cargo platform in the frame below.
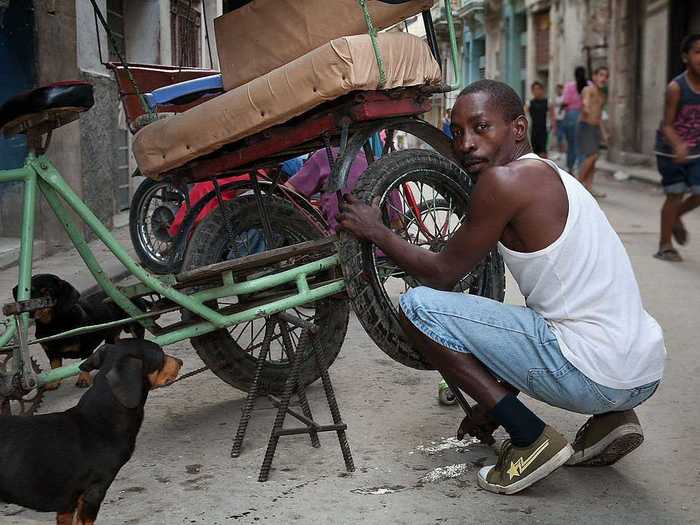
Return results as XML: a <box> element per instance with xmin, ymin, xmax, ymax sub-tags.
<box><xmin>215</xmin><ymin>0</ymin><xmax>434</xmax><ymax>90</ymax></box>
<box><xmin>132</xmin><ymin>32</ymin><xmax>441</xmax><ymax>179</ymax></box>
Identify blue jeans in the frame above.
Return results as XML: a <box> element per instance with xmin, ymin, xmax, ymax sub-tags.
<box><xmin>564</xmin><ymin>109</ymin><xmax>580</xmax><ymax>172</ymax></box>
<box><xmin>400</xmin><ymin>287</ymin><xmax>659</xmax><ymax>415</ymax></box>
<box><xmin>555</xmin><ymin>119</ymin><xmax>566</xmax><ymax>145</ymax></box>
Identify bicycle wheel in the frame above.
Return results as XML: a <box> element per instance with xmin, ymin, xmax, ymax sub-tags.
<box><xmin>129</xmin><ymin>177</ymin><xmax>186</xmax><ymax>274</ymax></box>
<box><xmin>181</xmin><ymin>195</ymin><xmax>350</xmax><ymax>393</ymax></box>
<box><xmin>338</xmin><ymin>149</ymin><xmax>506</xmax><ymax>370</ymax></box>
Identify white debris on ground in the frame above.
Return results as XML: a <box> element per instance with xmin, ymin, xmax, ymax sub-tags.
<box><xmin>418</xmin><ymin>463</ymin><xmax>471</xmax><ymax>484</ymax></box>
<box><xmin>351</xmin><ymin>485</ymin><xmax>405</xmax><ymax>495</ymax></box>
<box><xmin>412</xmin><ymin>436</ymin><xmax>479</xmax><ymax>455</ymax></box>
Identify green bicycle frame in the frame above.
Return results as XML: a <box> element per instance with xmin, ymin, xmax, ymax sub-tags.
<box><xmin>0</xmin><ymin>154</ymin><xmax>344</xmax><ymax>388</ymax></box>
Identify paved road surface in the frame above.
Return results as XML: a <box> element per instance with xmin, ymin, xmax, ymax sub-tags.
<box><xmin>2</xmin><ymin>172</ymin><xmax>698</xmax><ymax>524</ymax></box>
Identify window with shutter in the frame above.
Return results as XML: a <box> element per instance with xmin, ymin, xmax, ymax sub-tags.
<box><xmin>171</xmin><ymin>0</ymin><xmax>201</xmax><ymax>67</ymax></box>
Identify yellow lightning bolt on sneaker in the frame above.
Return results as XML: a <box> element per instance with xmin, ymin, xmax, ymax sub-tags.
<box><xmin>478</xmin><ymin>426</ymin><xmax>573</xmax><ymax>495</ymax></box>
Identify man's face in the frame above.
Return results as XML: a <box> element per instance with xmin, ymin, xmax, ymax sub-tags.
<box><xmin>532</xmin><ymin>84</ymin><xmax>544</xmax><ymax>99</ymax></box>
<box><xmin>684</xmin><ymin>41</ymin><xmax>700</xmax><ymax>75</ymax></box>
<box><xmin>450</xmin><ymin>92</ymin><xmax>522</xmax><ymax>175</ymax></box>
<box><xmin>593</xmin><ymin>68</ymin><xmax>609</xmax><ymax>89</ymax></box>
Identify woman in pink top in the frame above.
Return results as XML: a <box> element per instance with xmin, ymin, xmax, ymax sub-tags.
<box><xmin>562</xmin><ymin>66</ymin><xmax>587</xmax><ymax>172</ymax></box>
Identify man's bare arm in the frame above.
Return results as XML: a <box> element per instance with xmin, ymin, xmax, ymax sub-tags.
<box><xmin>337</xmin><ymin>168</ymin><xmax>518</xmax><ymax>291</ymax></box>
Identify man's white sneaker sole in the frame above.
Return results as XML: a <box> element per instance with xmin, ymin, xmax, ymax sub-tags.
<box><xmin>566</xmin><ymin>423</ymin><xmax>643</xmax><ymax>466</ymax></box>
<box><xmin>477</xmin><ymin>444</ymin><xmax>574</xmax><ymax>495</ymax></box>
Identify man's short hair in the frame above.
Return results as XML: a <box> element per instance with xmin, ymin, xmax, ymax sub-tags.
<box><xmin>681</xmin><ymin>34</ymin><xmax>700</xmax><ymax>55</ymax></box>
<box><xmin>531</xmin><ymin>81</ymin><xmax>544</xmax><ymax>89</ymax></box>
<box><xmin>593</xmin><ymin>66</ymin><xmax>609</xmax><ymax>75</ymax></box>
<box><xmin>457</xmin><ymin>80</ymin><xmax>525</xmax><ymax>122</ymax></box>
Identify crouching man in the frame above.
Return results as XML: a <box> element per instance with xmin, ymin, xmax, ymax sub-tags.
<box><xmin>337</xmin><ymin>80</ymin><xmax>666</xmax><ymax>495</ymax></box>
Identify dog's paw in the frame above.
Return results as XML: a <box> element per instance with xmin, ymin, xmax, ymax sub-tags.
<box><xmin>44</xmin><ymin>380</ymin><xmax>62</xmax><ymax>391</ymax></box>
<box><xmin>75</xmin><ymin>371</ymin><xmax>93</xmax><ymax>388</ymax></box>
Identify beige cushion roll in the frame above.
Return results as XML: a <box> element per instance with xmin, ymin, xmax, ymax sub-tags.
<box><xmin>215</xmin><ymin>0</ymin><xmax>434</xmax><ymax>90</ymax></box>
<box><xmin>133</xmin><ymin>32</ymin><xmax>441</xmax><ymax>179</ymax></box>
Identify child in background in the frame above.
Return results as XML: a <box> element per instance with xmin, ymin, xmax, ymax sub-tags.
<box><xmin>654</xmin><ymin>34</ymin><xmax>700</xmax><ymax>261</ymax></box>
<box><xmin>553</xmin><ymin>84</ymin><xmax>567</xmax><ymax>158</ymax></box>
<box><xmin>526</xmin><ymin>81</ymin><xmax>549</xmax><ymax>157</ymax></box>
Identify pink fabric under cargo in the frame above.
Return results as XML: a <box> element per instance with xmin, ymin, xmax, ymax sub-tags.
<box><xmin>288</xmin><ymin>148</ymin><xmax>368</xmax><ymax>233</ymax></box>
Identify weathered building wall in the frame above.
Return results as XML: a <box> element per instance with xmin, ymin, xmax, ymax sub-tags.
<box><xmin>639</xmin><ymin>1</ymin><xmax>669</xmax><ymax>156</ymax></box>
<box><xmin>79</xmin><ymin>72</ymin><xmax>121</xmax><ymax>230</ymax></box>
<box><xmin>551</xmin><ymin>0</ymin><xmax>587</xmax><ymax>87</ymax></box>
<box><xmin>34</xmin><ymin>0</ymin><xmax>82</xmax><ymax>252</ymax></box>
<box><xmin>124</xmin><ymin>0</ymin><xmax>162</xmax><ymax>64</ymax></box>
<box><xmin>484</xmin><ymin>0</ymin><xmax>504</xmax><ymax>80</ymax></box>
<box><xmin>607</xmin><ymin>0</ymin><xmax>640</xmax><ymax>161</ymax></box>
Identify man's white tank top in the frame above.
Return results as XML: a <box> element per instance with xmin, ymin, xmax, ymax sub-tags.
<box><xmin>497</xmin><ymin>154</ymin><xmax>666</xmax><ymax>389</ymax></box>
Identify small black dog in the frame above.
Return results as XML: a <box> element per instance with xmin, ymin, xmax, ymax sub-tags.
<box><xmin>12</xmin><ymin>274</ymin><xmax>148</xmax><ymax>388</ymax></box>
<box><xmin>0</xmin><ymin>339</ymin><xmax>182</xmax><ymax>524</ymax></box>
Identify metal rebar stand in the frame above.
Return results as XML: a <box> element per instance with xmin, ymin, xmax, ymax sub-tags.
<box><xmin>230</xmin><ymin>312</ymin><xmax>354</xmax><ymax>482</ymax></box>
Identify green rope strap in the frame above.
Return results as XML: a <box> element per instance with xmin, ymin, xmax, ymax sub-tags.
<box><xmin>443</xmin><ymin>0</ymin><xmax>461</xmax><ymax>83</ymax></box>
<box><xmin>357</xmin><ymin>0</ymin><xmax>386</xmax><ymax>89</ymax></box>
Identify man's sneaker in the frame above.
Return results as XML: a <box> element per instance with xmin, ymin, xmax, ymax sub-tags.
<box><xmin>477</xmin><ymin>425</ymin><xmax>573</xmax><ymax>495</ymax></box>
<box><xmin>566</xmin><ymin>410</ymin><xmax>643</xmax><ymax>466</ymax></box>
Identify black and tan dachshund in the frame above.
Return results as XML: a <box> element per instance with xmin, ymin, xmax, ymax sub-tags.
<box><xmin>12</xmin><ymin>274</ymin><xmax>148</xmax><ymax>389</ymax></box>
<box><xmin>0</xmin><ymin>339</ymin><xmax>182</xmax><ymax>524</ymax></box>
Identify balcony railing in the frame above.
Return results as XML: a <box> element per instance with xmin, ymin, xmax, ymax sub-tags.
<box><xmin>457</xmin><ymin>0</ymin><xmax>485</xmax><ymax>18</ymax></box>
<box><xmin>432</xmin><ymin>0</ymin><xmax>485</xmax><ymax>23</ymax></box>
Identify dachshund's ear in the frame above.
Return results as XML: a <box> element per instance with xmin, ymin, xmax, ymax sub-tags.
<box><xmin>55</xmin><ymin>279</ymin><xmax>80</xmax><ymax>311</ymax></box>
<box><xmin>79</xmin><ymin>345</ymin><xmax>107</xmax><ymax>372</ymax></box>
<box><xmin>139</xmin><ymin>340</ymin><xmax>165</xmax><ymax>375</ymax></box>
<box><xmin>105</xmin><ymin>356</ymin><xmax>144</xmax><ymax>409</ymax></box>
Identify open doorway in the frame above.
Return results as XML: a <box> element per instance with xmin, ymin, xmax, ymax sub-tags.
<box><xmin>669</xmin><ymin>1</ymin><xmax>700</xmax><ymax>80</ymax></box>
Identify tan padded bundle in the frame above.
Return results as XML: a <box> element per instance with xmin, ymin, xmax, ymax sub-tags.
<box><xmin>214</xmin><ymin>0</ymin><xmax>435</xmax><ymax>90</ymax></box>
<box><xmin>132</xmin><ymin>32</ymin><xmax>441</xmax><ymax>179</ymax></box>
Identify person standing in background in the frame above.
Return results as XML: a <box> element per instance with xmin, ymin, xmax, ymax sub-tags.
<box><xmin>561</xmin><ymin>66</ymin><xmax>587</xmax><ymax>173</ymax></box>
<box><xmin>526</xmin><ymin>81</ymin><xmax>549</xmax><ymax>157</ymax></box>
<box><xmin>576</xmin><ymin>66</ymin><xmax>609</xmax><ymax>198</ymax></box>
<box><xmin>553</xmin><ymin>84</ymin><xmax>567</xmax><ymax>159</ymax></box>
<box><xmin>442</xmin><ymin>108</ymin><xmax>453</xmax><ymax>139</ymax></box>
<box><xmin>654</xmin><ymin>34</ymin><xmax>700</xmax><ymax>262</ymax></box>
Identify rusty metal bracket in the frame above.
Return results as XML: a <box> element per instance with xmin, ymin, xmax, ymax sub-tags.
<box><xmin>2</xmin><ymin>296</ymin><xmax>56</xmax><ymax>317</ymax></box>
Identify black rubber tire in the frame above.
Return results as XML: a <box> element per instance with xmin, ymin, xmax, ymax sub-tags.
<box><xmin>181</xmin><ymin>195</ymin><xmax>350</xmax><ymax>393</ymax></box>
<box><xmin>129</xmin><ymin>177</ymin><xmax>185</xmax><ymax>274</ymax></box>
<box><xmin>338</xmin><ymin>149</ymin><xmax>506</xmax><ymax>370</ymax></box>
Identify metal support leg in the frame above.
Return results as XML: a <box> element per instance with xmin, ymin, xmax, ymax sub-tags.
<box><xmin>278</xmin><ymin>320</ymin><xmax>320</xmax><ymax>448</ymax></box>
<box><xmin>311</xmin><ymin>335</ymin><xmax>355</xmax><ymax>473</ymax></box>
<box><xmin>231</xmin><ymin>310</ymin><xmax>353</xmax><ymax>481</ymax></box>
<box><xmin>258</xmin><ymin>326</ymin><xmax>308</xmax><ymax>482</ymax></box>
<box><xmin>230</xmin><ymin>320</ymin><xmax>274</xmax><ymax>457</ymax></box>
